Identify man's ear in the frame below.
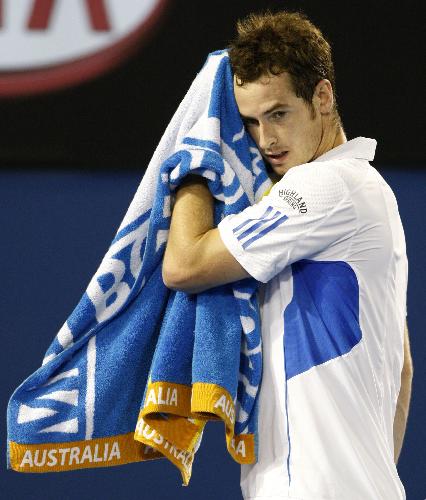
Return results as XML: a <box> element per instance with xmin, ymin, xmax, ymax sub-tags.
<box><xmin>314</xmin><ymin>79</ymin><xmax>334</xmax><ymax>114</ymax></box>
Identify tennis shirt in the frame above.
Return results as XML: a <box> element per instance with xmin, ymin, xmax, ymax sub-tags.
<box><xmin>218</xmin><ymin>137</ymin><xmax>408</xmax><ymax>499</ymax></box>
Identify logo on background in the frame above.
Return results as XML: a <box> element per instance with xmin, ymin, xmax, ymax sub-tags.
<box><xmin>0</xmin><ymin>0</ymin><xmax>168</xmax><ymax>97</ymax></box>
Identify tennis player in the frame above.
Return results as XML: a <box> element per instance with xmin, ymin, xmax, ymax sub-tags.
<box><xmin>163</xmin><ymin>11</ymin><xmax>412</xmax><ymax>500</ymax></box>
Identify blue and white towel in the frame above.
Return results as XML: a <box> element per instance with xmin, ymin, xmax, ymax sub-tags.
<box><xmin>7</xmin><ymin>50</ymin><xmax>272</xmax><ymax>485</ymax></box>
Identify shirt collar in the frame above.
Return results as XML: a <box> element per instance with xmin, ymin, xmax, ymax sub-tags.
<box><xmin>314</xmin><ymin>137</ymin><xmax>377</xmax><ymax>162</ymax></box>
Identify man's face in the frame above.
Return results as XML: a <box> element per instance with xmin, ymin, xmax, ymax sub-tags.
<box><xmin>234</xmin><ymin>72</ymin><xmax>323</xmax><ymax>178</ymax></box>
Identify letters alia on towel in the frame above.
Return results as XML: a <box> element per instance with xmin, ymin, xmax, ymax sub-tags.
<box><xmin>7</xmin><ymin>51</ymin><xmax>272</xmax><ymax>485</ymax></box>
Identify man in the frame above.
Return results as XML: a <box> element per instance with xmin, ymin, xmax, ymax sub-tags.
<box><xmin>162</xmin><ymin>11</ymin><xmax>413</xmax><ymax>500</ymax></box>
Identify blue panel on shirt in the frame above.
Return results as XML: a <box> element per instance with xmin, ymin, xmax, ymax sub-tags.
<box><xmin>284</xmin><ymin>260</ymin><xmax>362</xmax><ymax>380</ymax></box>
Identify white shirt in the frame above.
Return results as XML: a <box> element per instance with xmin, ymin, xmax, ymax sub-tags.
<box><xmin>218</xmin><ymin>137</ymin><xmax>408</xmax><ymax>500</ymax></box>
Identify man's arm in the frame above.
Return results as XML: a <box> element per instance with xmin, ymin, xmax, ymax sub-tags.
<box><xmin>393</xmin><ymin>321</ymin><xmax>413</xmax><ymax>464</ymax></box>
<box><xmin>162</xmin><ymin>175</ymin><xmax>250</xmax><ymax>294</ymax></box>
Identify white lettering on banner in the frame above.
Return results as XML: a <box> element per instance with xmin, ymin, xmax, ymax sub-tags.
<box><xmin>47</xmin><ymin>449</ymin><xmax>58</xmax><ymax>467</ymax></box>
<box><xmin>19</xmin><ymin>442</ymin><xmax>121</xmax><ymax>468</ymax></box>
<box><xmin>142</xmin><ymin>426</ymin><xmax>156</xmax><ymax>440</ymax></box>
<box><xmin>213</xmin><ymin>394</ymin><xmax>235</xmax><ymax>424</ymax></box>
<box><xmin>109</xmin><ymin>442</ymin><xmax>120</xmax><ymax>461</ymax></box>
<box><xmin>58</xmin><ymin>448</ymin><xmax>71</xmax><ymax>466</ymax></box>
<box><xmin>135</xmin><ymin>421</ymin><xmax>193</xmax><ymax>471</ymax></box>
<box><xmin>20</xmin><ymin>450</ymin><xmax>33</xmax><ymax>467</ymax></box>
<box><xmin>69</xmin><ymin>447</ymin><xmax>80</xmax><ymax>465</ymax></box>
<box><xmin>135</xmin><ymin>418</ymin><xmax>144</xmax><ymax>435</ymax></box>
<box><xmin>230</xmin><ymin>437</ymin><xmax>247</xmax><ymax>458</ymax></box>
<box><xmin>145</xmin><ymin>387</ymin><xmax>178</xmax><ymax>407</ymax></box>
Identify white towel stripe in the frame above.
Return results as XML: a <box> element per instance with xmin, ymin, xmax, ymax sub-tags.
<box><xmin>85</xmin><ymin>336</ymin><xmax>96</xmax><ymax>440</ymax></box>
<box><xmin>233</xmin><ymin>290</ymin><xmax>252</xmax><ymax>300</ymax></box>
<box><xmin>43</xmin><ymin>368</ymin><xmax>79</xmax><ymax>386</ymax></box>
<box><xmin>17</xmin><ymin>405</ymin><xmax>58</xmax><ymax>424</ymax></box>
<box><xmin>39</xmin><ymin>418</ymin><xmax>78</xmax><ymax>434</ymax></box>
<box><xmin>57</xmin><ymin>323</ymin><xmax>74</xmax><ymax>349</ymax></box>
<box><xmin>42</xmin><ymin>353</ymin><xmax>56</xmax><ymax>366</ymax></box>
<box><xmin>232</xmin><ymin>127</ymin><xmax>245</xmax><ymax>142</ymax></box>
<box><xmin>239</xmin><ymin>373</ymin><xmax>258</xmax><ymax>398</ymax></box>
<box><xmin>37</xmin><ymin>390</ymin><xmax>79</xmax><ymax>407</ymax></box>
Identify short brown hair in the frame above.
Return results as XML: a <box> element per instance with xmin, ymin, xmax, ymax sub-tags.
<box><xmin>229</xmin><ymin>11</ymin><xmax>339</xmax><ymax>118</ymax></box>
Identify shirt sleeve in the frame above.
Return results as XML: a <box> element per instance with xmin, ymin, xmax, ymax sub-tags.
<box><xmin>218</xmin><ymin>163</ymin><xmax>357</xmax><ymax>283</ymax></box>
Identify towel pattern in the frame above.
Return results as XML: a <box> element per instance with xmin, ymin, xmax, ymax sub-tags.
<box><xmin>7</xmin><ymin>50</ymin><xmax>271</xmax><ymax>485</ymax></box>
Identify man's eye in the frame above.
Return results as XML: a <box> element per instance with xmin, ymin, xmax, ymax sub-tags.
<box><xmin>271</xmin><ymin>111</ymin><xmax>286</xmax><ymax>120</ymax></box>
<box><xmin>243</xmin><ymin>119</ymin><xmax>257</xmax><ymax>127</ymax></box>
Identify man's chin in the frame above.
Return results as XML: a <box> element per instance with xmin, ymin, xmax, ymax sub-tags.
<box><xmin>264</xmin><ymin>156</ymin><xmax>295</xmax><ymax>177</ymax></box>
<box><xmin>269</xmin><ymin>162</ymin><xmax>294</xmax><ymax>179</ymax></box>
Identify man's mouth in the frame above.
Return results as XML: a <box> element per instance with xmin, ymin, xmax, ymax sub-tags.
<box><xmin>265</xmin><ymin>151</ymin><xmax>289</xmax><ymax>165</ymax></box>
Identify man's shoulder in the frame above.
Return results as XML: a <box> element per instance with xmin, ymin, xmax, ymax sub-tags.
<box><xmin>285</xmin><ymin>156</ymin><xmax>374</xmax><ymax>194</ymax></box>
<box><xmin>278</xmin><ymin>159</ymin><xmax>355</xmax><ymax>194</ymax></box>
<box><xmin>269</xmin><ymin>162</ymin><xmax>350</xmax><ymax>217</ymax></box>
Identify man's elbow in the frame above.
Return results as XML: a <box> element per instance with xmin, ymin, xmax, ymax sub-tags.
<box><xmin>162</xmin><ymin>262</ymin><xmax>203</xmax><ymax>294</ymax></box>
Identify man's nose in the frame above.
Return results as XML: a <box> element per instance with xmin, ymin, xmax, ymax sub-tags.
<box><xmin>258</xmin><ymin>122</ymin><xmax>277</xmax><ymax>151</ymax></box>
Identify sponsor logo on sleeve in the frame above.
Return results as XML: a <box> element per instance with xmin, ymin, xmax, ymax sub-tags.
<box><xmin>278</xmin><ymin>189</ymin><xmax>308</xmax><ymax>213</ymax></box>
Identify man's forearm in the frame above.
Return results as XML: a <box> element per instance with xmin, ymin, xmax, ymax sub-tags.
<box><xmin>162</xmin><ymin>175</ymin><xmax>250</xmax><ymax>293</ymax></box>
<box><xmin>393</xmin><ymin>323</ymin><xmax>413</xmax><ymax>463</ymax></box>
<box><xmin>162</xmin><ymin>176</ymin><xmax>214</xmax><ymax>287</ymax></box>
<box><xmin>393</xmin><ymin>394</ymin><xmax>409</xmax><ymax>463</ymax></box>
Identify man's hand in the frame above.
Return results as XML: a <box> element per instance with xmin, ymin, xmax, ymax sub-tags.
<box><xmin>162</xmin><ymin>175</ymin><xmax>250</xmax><ymax>293</ymax></box>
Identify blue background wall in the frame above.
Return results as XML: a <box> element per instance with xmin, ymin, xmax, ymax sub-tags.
<box><xmin>1</xmin><ymin>168</ymin><xmax>425</xmax><ymax>499</ymax></box>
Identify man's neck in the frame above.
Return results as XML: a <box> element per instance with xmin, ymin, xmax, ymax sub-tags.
<box><xmin>314</xmin><ymin>124</ymin><xmax>347</xmax><ymax>160</ymax></box>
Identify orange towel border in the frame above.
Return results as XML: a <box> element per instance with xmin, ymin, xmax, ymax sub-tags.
<box><xmin>9</xmin><ymin>432</ymin><xmax>162</xmax><ymax>474</ymax></box>
<box><xmin>9</xmin><ymin>381</ymin><xmax>256</xmax><ymax>486</ymax></box>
